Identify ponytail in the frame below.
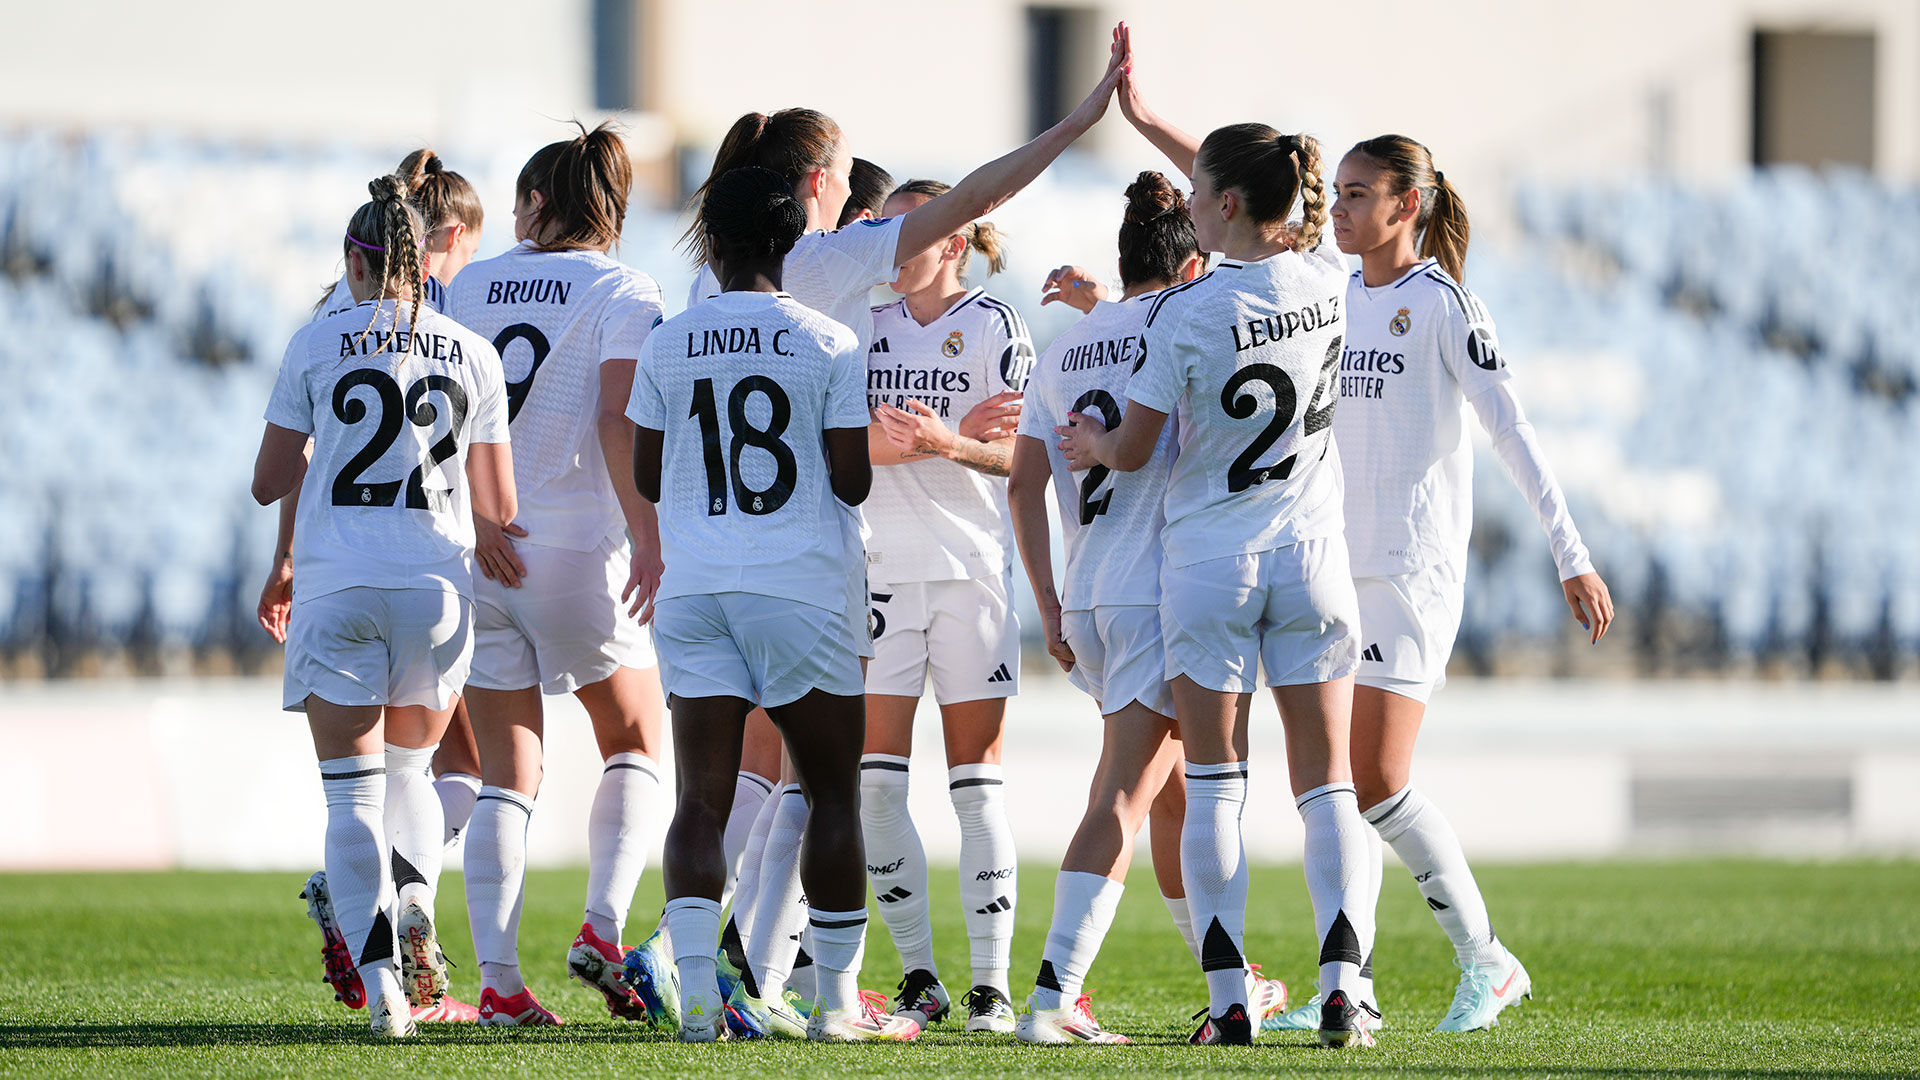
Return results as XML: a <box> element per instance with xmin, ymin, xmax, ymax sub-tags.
<box><xmin>396</xmin><ymin>147</ymin><xmax>484</xmax><ymax>233</ymax></box>
<box><xmin>518</xmin><ymin>121</ymin><xmax>632</xmax><ymax>252</ymax></box>
<box><xmin>1195</xmin><ymin>124</ymin><xmax>1325</xmax><ymax>253</ymax></box>
<box><xmin>683</xmin><ymin>108</ymin><xmax>842</xmax><ymax>265</ymax></box>
<box><xmin>1350</xmin><ymin>134</ymin><xmax>1472</xmax><ymax>282</ymax></box>
<box><xmin>890</xmin><ymin>178</ymin><xmax>1008</xmax><ymax>277</ymax></box>
<box><xmin>342</xmin><ymin>173</ymin><xmax>428</xmax><ymax>352</ymax></box>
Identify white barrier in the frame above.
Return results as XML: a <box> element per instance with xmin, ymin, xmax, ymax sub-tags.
<box><xmin>2</xmin><ymin>674</ymin><xmax>1917</xmax><ymax>871</ymax></box>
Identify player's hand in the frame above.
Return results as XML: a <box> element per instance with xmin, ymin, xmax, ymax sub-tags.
<box><xmin>1563</xmin><ymin>571</ymin><xmax>1613</xmax><ymax>645</ymax></box>
<box><xmin>1042</xmin><ymin>266</ymin><xmax>1107</xmax><ymax>313</ymax></box>
<box><xmin>256</xmin><ymin>558</ymin><xmax>294</xmax><ymax>644</ymax></box>
<box><xmin>958</xmin><ymin>391</ymin><xmax>1023</xmax><ymax>443</ymax></box>
<box><xmin>1056</xmin><ymin>411</ymin><xmax>1109</xmax><ymax>472</ymax></box>
<box><xmin>622</xmin><ymin>543</ymin><xmax>662</xmax><ymax>624</ymax></box>
<box><xmin>877</xmin><ymin>399</ymin><xmax>957</xmax><ymax>458</ymax></box>
<box><xmin>475</xmin><ymin>517</ymin><xmax>529</xmax><ymax>589</ymax></box>
<box><xmin>1040</xmin><ymin>602</ymin><xmax>1075</xmax><ymax>673</ymax></box>
<box><xmin>1065</xmin><ymin>20</ymin><xmax>1129</xmax><ymax>131</ymax></box>
<box><xmin>1116</xmin><ymin>23</ymin><xmax>1152</xmax><ymax>128</ymax></box>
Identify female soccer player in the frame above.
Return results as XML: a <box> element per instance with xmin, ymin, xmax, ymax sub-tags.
<box><xmin>1266</xmin><ymin>134</ymin><xmax>1609</xmax><ymax>1034</ymax></box>
<box><xmin>1059</xmin><ymin>117</ymin><xmax>1377</xmax><ymax>1047</ymax></box>
<box><xmin>629</xmin><ymin>165</ymin><xmax>916</xmax><ymax>1043</ymax></box>
<box><xmin>623</xmin><ymin>29</ymin><xmax>1129</xmax><ymax>1029</ymax></box>
<box><xmin>444</xmin><ymin>123</ymin><xmax>668</xmax><ymax>1027</ymax></box>
<box><xmin>251</xmin><ymin>175</ymin><xmax>513</xmax><ymax>1037</ymax></box>
<box><xmin>855</xmin><ymin>177</ymin><xmax>1032</xmax><ymax>1033</ymax></box>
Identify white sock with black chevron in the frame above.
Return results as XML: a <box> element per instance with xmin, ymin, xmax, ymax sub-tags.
<box><xmin>745</xmin><ymin>785</ymin><xmax>810</xmax><ymax>997</ymax></box>
<box><xmin>726</xmin><ymin>783</ymin><xmax>782</xmax><ymax>950</ymax></box>
<box><xmin>1297</xmin><ymin>782</ymin><xmax>1374</xmax><ymax>1002</ymax></box>
<box><xmin>1182</xmin><ymin>760</ymin><xmax>1250</xmax><ymax>1016</ymax></box>
<box><xmin>466</xmin><ymin>785</ymin><xmax>534</xmax><ymax>996</ymax></box>
<box><xmin>950</xmin><ymin>762</ymin><xmax>1016</xmax><ymax>996</ymax></box>
<box><xmin>585</xmin><ymin>752</ymin><xmax>660</xmax><ymax>944</ymax></box>
<box><xmin>1032</xmin><ymin>871</ymin><xmax>1123</xmax><ymax>1011</ymax></box>
<box><xmin>1365</xmin><ymin>784</ymin><xmax>1499</xmax><ymax>965</ymax></box>
<box><xmin>383</xmin><ymin>743</ymin><xmax>441</xmax><ymax>918</ymax></box>
<box><xmin>321</xmin><ymin>754</ymin><xmax>399</xmax><ymax>1012</ymax></box>
<box><xmin>861</xmin><ymin>754</ymin><xmax>936</xmax><ymax>975</ymax></box>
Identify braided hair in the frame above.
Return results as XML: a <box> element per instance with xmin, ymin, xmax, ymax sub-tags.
<box><xmin>343</xmin><ymin>173</ymin><xmax>427</xmax><ymax>353</ymax></box>
<box><xmin>1196</xmin><ymin>124</ymin><xmax>1327</xmax><ymax>253</ymax></box>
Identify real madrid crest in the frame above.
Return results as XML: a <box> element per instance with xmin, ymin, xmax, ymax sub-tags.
<box><xmin>1389</xmin><ymin>307</ymin><xmax>1412</xmax><ymax>337</ymax></box>
<box><xmin>942</xmin><ymin>330</ymin><xmax>965</xmax><ymax>358</ymax></box>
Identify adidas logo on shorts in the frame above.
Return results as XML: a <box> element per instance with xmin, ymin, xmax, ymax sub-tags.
<box><xmin>986</xmin><ymin>663</ymin><xmax>1012</xmax><ymax>684</ymax></box>
<box><xmin>1361</xmin><ymin>643</ymin><xmax>1385</xmax><ymax>663</ymax></box>
<box><xmin>975</xmin><ymin>895</ymin><xmax>1012</xmax><ymax>915</ymax></box>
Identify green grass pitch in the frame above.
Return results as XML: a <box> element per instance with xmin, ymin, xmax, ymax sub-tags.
<box><xmin>1</xmin><ymin>859</ymin><xmax>1915</xmax><ymax>1078</ymax></box>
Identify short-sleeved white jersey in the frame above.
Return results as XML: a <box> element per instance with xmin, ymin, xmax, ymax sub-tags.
<box><xmin>863</xmin><ymin>289</ymin><xmax>1035</xmax><ymax>585</ymax></box>
<box><xmin>1126</xmin><ymin>246</ymin><xmax>1348</xmax><ymax>568</ymax></box>
<box><xmin>446</xmin><ymin>242</ymin><xmax>664</xmax><ymax>552</ymax></box>
<box><xmin>315</xmin><ymin>274</ymin><xmax>444</xmax><ymax>323</ymax></box>
<box><xmin>689</xmin><ymin>216</ymin><xmax>906</xmax><ymax>356</ymax></box>
<box><xmin>626</xmin><ymin>291</ymin><xmax>869</xmax><ymax>612</ymax></box>
<box><xmin>264</xmin><ymin>301</ymin><xmax>509</xmax><ymax>602</ymax></box>
<box><xmin>1337</xmin><ymin>259</ymin><xmax>1591</xmax><ymax>581</ymax></box>
<box><xmin>1019</xmin><ymin>293</ymin><xmax>1172</xmax><ymax>610</ymax></box>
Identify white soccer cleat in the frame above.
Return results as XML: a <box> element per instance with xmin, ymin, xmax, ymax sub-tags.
<box><xmin>367</xmin><ymin>993</ymin><xmax>418</xmax><ymax>1038</ymax></box>
<box><xmin>396</xmin><ymin>901</ymin><xmax>450</xmax><ymax>1008</ymax></box>
<box><xmin>1244</xmin><ymin>965</ymin><xmax>1288</xmax><ymax>1028</ymax></box>
<box><xmin>678</xmin><ymin>991</ymin><xmax>730</xmax><ymax>1043</ymax></box>
<box><xmin>1015</xmin><ymin>993</ymin><xmax>1130</xmax><ymax>1044</ymax></box>
<box><xmin>807</xmin><ymin>990</ymin><xmax>922</xmax><ymax>1042</ymax></box>
<box><xmin>1435</xmin><ymin>949</ymin><xmax>1531</xmax><ymax>1032</ymax></box>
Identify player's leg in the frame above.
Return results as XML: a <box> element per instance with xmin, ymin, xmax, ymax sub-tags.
<box><xmin>742</xmin><ymin>768</ymin><xmax>809</xmax><ymax>1002</ymax></box>
<box><xmin>461</xmin><ymin>684</ymin><xmax>554</xmax><ymax>1024</ymax></box>
<box><xmin>383</xmin><ymin>700</ymin><xmax>462</xmax><ymax>1017</ymax></box>
<box><xmin>430</xmin><ymin>699</ymin><xmax>482</xmax><ymax>847</ymax></box>
<box><xmin>862</xmin><ymin>686</ymin><xmax>942</xmax><ymax>1017</ymax></box>
<box><xmin>724</xmin><ymin>712</ymin><xmax>782</xmax><ymax>915</ymax></box>
<box><xmin>660</xmin><ymin>690</ymin><xmax>753</xmax><ymax>1040</ymax></box>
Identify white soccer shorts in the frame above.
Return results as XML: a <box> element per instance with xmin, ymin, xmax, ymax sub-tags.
<box><xmin>282</xmin><ymin>587</ymin><xmax>473</xmax><ymax>712</ymax></box>
<box><xmin>652</xmin><ymin>592</ymin><xmax>865</xmax><ymax>708</ymax></box>
<box><xmin>1352</xmin><ymin>560</ymin><xmax>1466</xmax><ymax>705</ymax></box>
<box><xmin>865</xmin><ymin>573</ymin><xmax>1021</xmax><ymax>703</ymax></box>
<box><xmin>1160</xmin><ymin>537</ymin><xmax>1361</xmax><ymax>694</ymax></box>
<box><xmin>468</xmin><ymin>533</ymin><xmax>657</xmax><ymax>695</ymax></box>
<box><xmin>1061</xmin><ymin>605</ymin><xmax>1176</xmax><ymax>718</ymax></box>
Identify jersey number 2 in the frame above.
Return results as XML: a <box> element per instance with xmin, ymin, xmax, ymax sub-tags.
<box><xmin>690</xmin><ymin>376</ymin><xmax>797</xmax><ymax>516</ymax></box>
<box><xmin>330</xmin><ymin>371</ymin><xmax>470</xmax><ymax>510</ymax></box>
<box><xmin>1219</xmin><ymin>336</ymin><xmax>1340</xmax><ymax>493</ymax></box>
<box><xmin>1070</xmin><ymin>388</ymin><xmax>1120</xmax><ymax>524</ymax></box>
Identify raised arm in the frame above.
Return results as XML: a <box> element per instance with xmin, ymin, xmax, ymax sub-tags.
<box><xmin>1114</xmin><ymin>24</ymin><xmax>1201</xmax><ymax>178</ymax></box>
<box><xmin>1007</xmin><ymin>434</ymin><xmax>1074</xmax><ymax>671</ymax></box>
<box><xmin>891</xmin><ymin>25</ymin><xmax>1128</xmax><ymax>260</ymax></box>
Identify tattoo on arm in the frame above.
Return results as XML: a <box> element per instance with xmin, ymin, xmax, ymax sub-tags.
<box><xmin>950</xmin><ymin>437</ymin><xmax>1013</xmax><ymax>477</ymax></box>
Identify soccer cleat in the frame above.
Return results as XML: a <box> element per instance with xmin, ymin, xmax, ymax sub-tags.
<box><xmin>477</xmin><ymin>986</ymin><xmax>564</xmax><ymax>1027</ymax></box>
<box><xmin>298</xmin><ymin>871</ymin><xmax>366</xmax><ymax>1010</ymax></box>
<box><xmin>891</xmin><ymin>968</ymin><xmax>951</xmax><ymax>1027</ymax></box>
<box><xmin>1188</xmin><ymin>1002</ymin><xmax>1252</xmax><ymax>1045</ymax></box>
<box><xmin>726</xmin><ymin>983</ymin><xmax>809</xmax><ymax>1039</ymax></box>
<box><xmin>1434</xmin><ymin>950</ymin><xmax>1532</xmax><ymax>1033</ymax></box>
<box><xmin>568</xmin><ymin>922</ymin><xmax>651</xmax><ymax>1022</ymax></box>
<box><xmin>1318</xmin><ymin>989</ymin><xmax>1380</xmax><ymax>1048</ymax></box>
<box><xmin>679</xmin><ymin>991</ymin><xmax>731</xmax><ymax>1042</ymax></box>
<box><xmin>1264</xmin><ymin>988</ymin><xmax>1384</xmax><ymax>1034</ymax></box>
<box><xmin>715</xmin><ymin>944</ymin><xmax>746</xmax><ymax>1003</ymax></box>
<box><xmin>368</xmin><ymin>993</ymin><xmax>418</xmax><ymax>1038</ymax></box>
<box><xmin>397</xmin><ymin>901</ymin><xmax>451</xmax><ymax>1008</ymax></box>
<box><xmin>412</xmin><ymin>997</ymin><xmax>480</xmax><ymax>1023</ymax></box>
<box><xmin>1245</xmin><ymin>965</ymin><xmax>1288</xmax><ymax>1026</ymax></box>
<box><xmin>621</xmin><ymin>927</ymin><xmax>680</xmax><ymax>1031</ymax></box>
<box><xmin>1015</xmin><ymin>993</ymin><xmax>1130</xmax><ymax>1044</ymax></box>
<box><xmin>807</xmin><ymin>990</ymin><xmax>922</xmax><ymax>1042</ymax></box>
<box><xmin>962</xmin><ymin>985</ymin><xmax>1017</xmax><ymax>1033</ymax></box>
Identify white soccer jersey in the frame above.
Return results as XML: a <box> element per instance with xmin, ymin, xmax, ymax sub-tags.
<box><xmin>446</xmin><ymin>242</ymin><xmax>664</xmax><ymax>552</ymax></box>
<box><xmin>314</xmin><ymin>274</ymin><xmax>444</xmax><ymax>323</ymax></box>
<box><xmin>688</xmin><ymin>215</ymin><xmax>906</xmax><ymax>356</ymax></box>
<box><xmin>264</xmin><ymin>301</ymin><xmax>509</xmax><ymax>602</ymax></box>
<box><xmin>863</xmin><ymin>288</ymin><xmax>1035</xmax><ymax>585</ymax></box>
<box><xmin>1019</xmin><ymin>293</ymin><xmax>1172</xmax><ymax>610</ymax></box>
<box><xmin>1127</xmin><ymin>246</ymin><xmax>1348</xmax><ymax>569</ymax></box>
<box><xmin>1338</xmin><ymin>259</ymin><xmax>1593</xmax><ymax>580</ymax></box>
<box><xmin>627</xmin><ymin>291</ymin><xmax>868</xmax><ymax>612</ymax></box>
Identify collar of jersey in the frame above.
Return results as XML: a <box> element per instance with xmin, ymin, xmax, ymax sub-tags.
<box><xmin>1358</xmin><ymin>257</ymin><xmax>1437</xmax><ymax>294</ymax></box>
<box><xmin>892</xmin><ymin>286</ymin><xmax>982</xmax><ymax>323</ymax></box>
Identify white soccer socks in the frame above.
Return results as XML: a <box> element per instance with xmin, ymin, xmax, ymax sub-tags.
<box><xmin>745</xmin><ymin>785</ymin><xmax>810</xmax><ymax>997</ymax></box>
<box><xmin>951</xmin><ymin>763</ymin><xmax>1016</xmax><ymax>996</ymax></box>
<box><xmin>466</xmin><ymin>784</ymin><xmax>534</xmax><ymax>996</ymax></box>
<box><xmin>720</xmin><ymin>771</ymin><xmax>776</xmax><ymax>912</ymax></box>
<box><xmin>1365</xmin><ymin>784</ymin><xmax>1499</xmax><ymax>965</ymax></box>
<box><xmin>432</xmin><ymin>771</ymin><xmax>481</xmax><ymax>847</ymax></box>
<box><xmin>1297</xmin><ymin>782</ymin><xmax>1376</xmax><ymax>1003</ymax></box>
<box><xmin>1182</xmin><ymin>760</ymin><xmax>1251</xmax><ymax>1015</ymax></box>
<box><xmin>1032</xmin><ymin>871</ymin><xmax>1123</xmax><ymax>1011</ymax></box>
<box><xmin>383</xmin><ymin>743</ymin><xmax>442</xmax><ymax>918</ymax></box>
<box><xmin>1162</xmin><ymin>892</ymin><xmax>1202</xmax><ymax>964</ymax></box>
<box><xmin>666</xmin><ymin>896</ymin><xmax>723</xmax><ymax>1021</ymax></box>
<box><xmin>585</xmin><ymin>752</ymin><xmax>661</xmax><ymax>944</ymax></box>
<box><xmin>321</xmin><ymin>754</ymin><xmax>401</xmax><ymax>1011</ymax></box>
<box><xmin>807</xmin><ymin>907</ymin><xmax>869</xmax><ymax>1014</ymax></box>
<box><xmin>861</xmin><ymin>754</ymin><xmax>936</xmax><ymax>975</ymax></box>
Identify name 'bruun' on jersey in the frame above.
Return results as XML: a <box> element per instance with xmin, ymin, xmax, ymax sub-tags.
<box><xmin>863</xmin><ymin>288</ymin><xmax>1036</xmax><ymax>585</ymax></box>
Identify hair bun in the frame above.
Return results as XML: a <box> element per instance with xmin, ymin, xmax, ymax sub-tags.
<box><xmin>369</xmin><ymin>173</ymin><xmax>406</xmax><ymax>203</ymax></box>
<box><xmin>1122</xmin><ymin>170</ymin><xmax>1179</xmax><ymax>225</ymax></box>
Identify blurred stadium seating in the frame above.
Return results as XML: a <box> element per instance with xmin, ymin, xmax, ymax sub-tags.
<box><xmin>2</xmin><ymin>130</ymin><xmax>1914</xmax><ymax>678</ymax></box>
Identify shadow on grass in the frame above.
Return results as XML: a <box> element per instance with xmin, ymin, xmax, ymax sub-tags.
<box><xmin>0</xmin><ymin>1022</ymin><xmax>651</xmax><ymax>1049</ymax></box>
